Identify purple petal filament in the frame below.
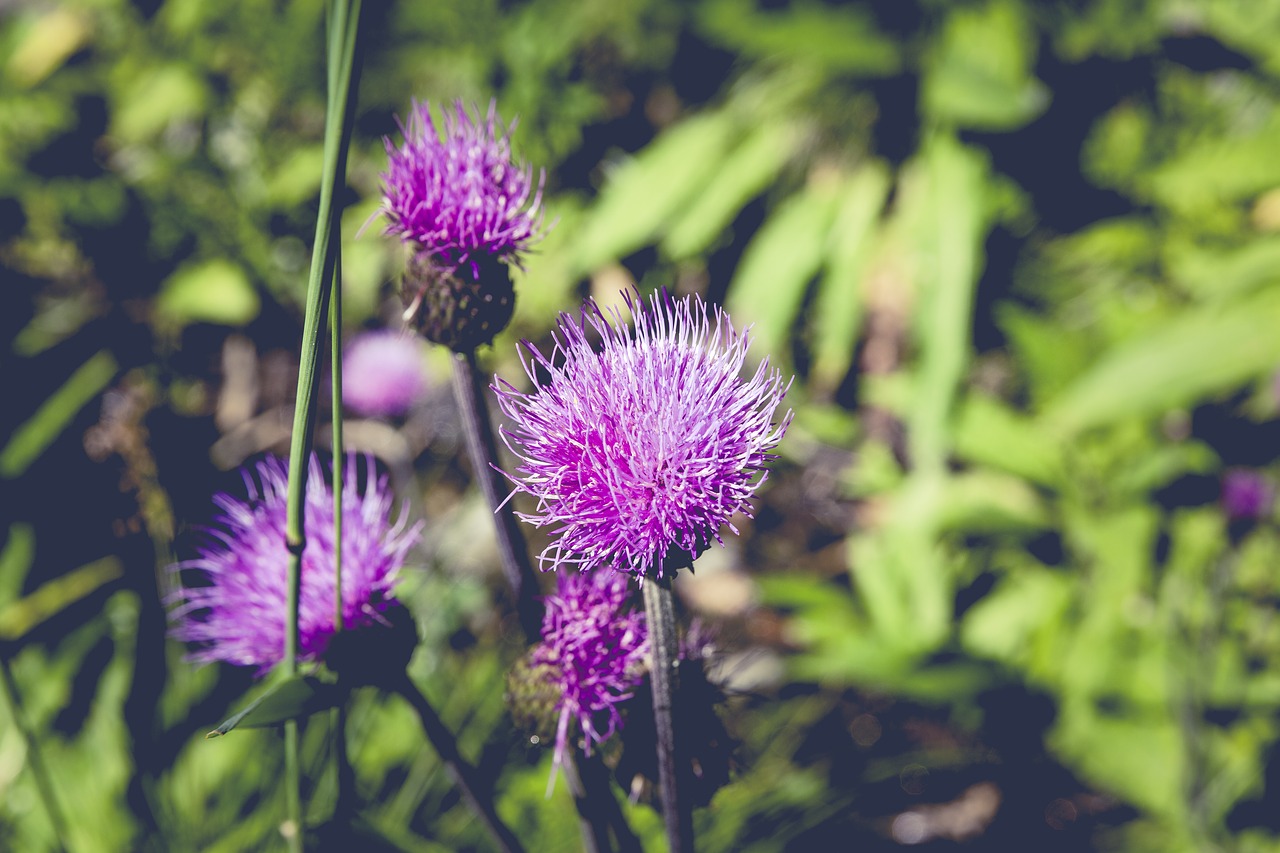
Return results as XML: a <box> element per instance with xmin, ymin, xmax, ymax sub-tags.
<box><xmin>381</xmin><ymin>99</ymin><xmax>544</xmax><ymax>274</ymax></box>
<box><xmin>534</xmin><ymin>570</ymin><xmax>648</xmax><ymax>773</ymax></box>
<box><xmin>342</xmin><ymin>329</ymin><xmax>429</xmax><ymax>418</ymax></box>
<box><xmin>494</xmin><ymin>290</ymin><xmax>792</xmax><ymax>579</ymax></box>
<box><xmin>167</xmin><ymin>455</ymin><xmax>420</xmax><ymax>672</ymax></box>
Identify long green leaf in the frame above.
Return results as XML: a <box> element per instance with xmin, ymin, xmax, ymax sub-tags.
<box><xmin>206</xmin><ymin>674</ymin><xmax>344</xmax><ymax>738</ymax></box>
<box><xmin>0</xmin><ymin>350</ymin><xmax>117</xmax><ymax>478</ymax></box>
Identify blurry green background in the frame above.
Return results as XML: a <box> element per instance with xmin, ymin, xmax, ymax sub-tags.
<box><xmin>4</xmin><ymin>0</ymin><xmax>1280</xmax><ymax>850</ymax></box>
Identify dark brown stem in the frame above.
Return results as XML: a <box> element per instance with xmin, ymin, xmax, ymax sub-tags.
<box><xmin>643</xmin><ymin>576</ymin><xmax>693</xmax><ymax>852</ymax></box>
<box><xmin>393</xmin><ymin>675</ymin><xmax>526</xmax><ymax>853</ymax></box>
<box><xmin>450</xmin><ymin>350</ymin><xmax>543</xmax><ymax>639</ymax></box>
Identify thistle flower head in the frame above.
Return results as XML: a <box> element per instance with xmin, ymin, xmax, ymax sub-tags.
<box><xmin>342</xmin><ymin>329</ymin><xmax>429</xmax><ymax>418</ymax></box>
<box><xmin>167</xmin><ymin>455</ymin><xmax>420</xmax><ymax>672</ymax></box>
<box><xmin>494</xmin><ymin>290</ymin><xmax>792</xmax><ymax>579</ymax></box>
<box><xmin>381</xmin><ymin>99</ymin><xmax>544</xmax><ymax>275</ymax></box>
<box><xmin>530</xmin><ymin>570</ymin><xmax>648</xmax><ymax>775</ymax></box>
<box><xmin>1223</xmin><ymin>469</ymin><xmax>1273</xmax><ymax>521</ymax></box>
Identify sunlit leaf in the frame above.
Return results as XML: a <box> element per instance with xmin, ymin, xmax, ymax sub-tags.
<box><xmin>1044</xmin><ymin>291</ymin><xmax>1280</xmax><ymax>433</ymax></box>
<box><xmin>726</xmin><ymin>179</ymin><xmax>842</xmax><ymax>360</ymax></box>
<box><xmin>661</xmin><ymin>120</ymin><xmax>797</xmax><ymax>260</ymax></box>
<box><xmin>155</xmin><ymin>259</ymin><xmax>261</xmax><ymax>332</ymax></box>
<box><xmin>0</xmin><ymin>556</ymin><xmax>122</xmax><ymax>641</ymax></box>
<box><xmin>810</xmin><ymin>162</ymin><xmax>890</xmax><ymax>390</ymax></box>
<box><xmin>573</xmin><ymin>111</ymin><xmax>736</xmax><ymax>274</ymax></box>
<box><xmin>0</xmin><ymin>350</ymin><xmax>117</xmax><ymax>479</ymax></box>
<box><xmin>922</xmin><ymin>0</ymin><xmax>1049</xmax><ymax>130</ymax></box>
<box><xmin>206</xmin><ymin>674</ymin><xmax>344</xmax><ymax>738</ymax></box>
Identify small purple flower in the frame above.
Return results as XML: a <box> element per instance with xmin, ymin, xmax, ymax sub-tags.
<box><xmin>381</xmin><ymin>99</ymin><xmax>544</xmax><ymax>275</ymax></box>
<box><xmin>342</xmin><ymin>329</ymin><xmax>429</xmax><ymax>418</ymax></box>
<box><xmin>167</xmin><ymin>455</ymin><xmax>420</xmax><ymax>672</ymax></box>
<box><xmin>494</xmin><ymin>290</ymin><xmax>792</xmax><ymax>579</ymax></box>
<box><xmin>533</xmin><ymin>570</ymin><xmax>648</xmax><ymax>774</ymax></box>
<box><xmin>1223</xmin><ymin>469</ymin><xmax>1273</xmax><ymax>521</ymax></box>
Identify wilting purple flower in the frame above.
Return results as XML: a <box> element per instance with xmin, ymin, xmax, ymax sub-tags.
<box><xmin>381</xmin><ymin>99</ymin><xmax>544</xmax><ymax>275</ymax></box>
<box><xmin>494</xmin><ymin>291</ymin><xmax>792</xmax><ymax>580</ymax></box>
<box><xmin>167</xmin><ymin>455</ymin><xmax>420</xmax><ymax>672</ymax></box>
<box><xmin>342</xmin><ymin>329</ymin><xmax>429</xmax><ymax>418</ymax></box>
<box><xmin>1223</xmin><ymin>469</ymin><xmax>1273</xmax><ymax>521</ymax></box>
<box><xmin>533</xmin><ymin>570</ymin><xmax>648</xmax><ymax>774</ymax></box>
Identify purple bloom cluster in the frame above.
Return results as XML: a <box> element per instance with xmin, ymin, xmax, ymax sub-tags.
<box><xmin>167</xmin><ymin>455</ymin><xmax>420</xmax><ymax>672</ymax></box>
<box><xmin>342</xmin><ymin>329</ymin><xmax>429</xmax><ymax>418</ymax></box>
<box><xmin>1223</xmin><ymin>469</ymin><xmax>1273</xmax><ymax>521</ymax></box>
<box><xmin>381</xmin><ymin>100</ymin><xmax>544</xmax><ymax>275</ymax></box>
<box><xmin>533</xmin><ymin>570</ymin><xmax>648</xmax><ymax>773</ymax></box>
<box><xmin>494</xmin><ymin>291</ymin><xmax>792</xmax><ymax>580</ymax></box>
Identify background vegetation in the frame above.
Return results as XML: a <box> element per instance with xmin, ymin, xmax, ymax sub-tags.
<box><xmin>3</xmin><ymin>0</ymin><xmax>1280</xmax><ymax>849</ymax></box>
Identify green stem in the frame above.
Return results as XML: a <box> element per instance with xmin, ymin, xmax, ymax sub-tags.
<box><xmin>450</xmin><ymin>351</ymin><xmax>542</xmax><ymax>639</ymax></box>
<box><xmin>0</xmin><ymin>654</ymin><xmax>73</xmax><ymax>853</ymax></box>
<box><xmin>643</xmin><ymin>576</ymin><xmax>693</xmax><ymax>853</ymax></box>
<box><xmin>282</xmin><ymin>2</ymin><xmax>364</xmax><ymax>848</ymax></box>
<box><xmin>392</xmin><ymin>675</ymin><xmax>527</xmax><ymax>853</ymax></box>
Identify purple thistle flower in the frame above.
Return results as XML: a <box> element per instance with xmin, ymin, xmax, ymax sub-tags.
<box><xmin>167</xmin><ymin>455</ymin><xmax>420</xmax><ymax>672</ymax></box>
<box><xmin>494</xmin><ymin>290</ymin><xmax>792</xmax><ymax>580</ymax></box>
<box><xmin>533</xmin><ymin>570</ymin><xmax>648</xmax><ymax>775</ymax></box>
<box><xmin>342</xmin><ymin>329</ymin><xmax>429</xmax><ymax>418</ymax></box>
<box><xmin>1223</xmin><ymin>469</ymin><xmax>1273</xmax><ymax>521</ymax></box>
<box><xmin>381</xmin><ymin>99</ymin><xmax>544</xmax><ymax>275</ymax></box>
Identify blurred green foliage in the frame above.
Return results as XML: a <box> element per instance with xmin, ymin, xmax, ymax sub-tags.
<box><xmin>4</xmin><ymin>0</ymin><xmax>1280</xmax><ymax>850</ymax></box>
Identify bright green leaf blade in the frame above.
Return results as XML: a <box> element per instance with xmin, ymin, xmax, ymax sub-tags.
<box><xmin>661</xmin><ymin>120</ymin><xmax>797</xmax><ymax>260</ymax></box>
<box><xmin>0</xmin><ymin>524</ymin><xmax>35</xmax><ymax>606</ymax></box>
<box><xmin>922</xmin><ymin>0</ymin><xmax>1049</xmax><ymax>130</ymax></box>
<box><xmin>726</xmin><ymin>181</ymin><xmax>842</xmax><ymax>360</ymax></box>
<box><xmin>697</xmin><ymin>0</ymin><xmax>900</xmax><ymax>75</ymax></box>
<box><xmin>0</xmin><ymin>350</ymin><xmax>117</xmax><ymax>478</ymax></box>
<box><xmin>574</xmin><ymin>111</ymin><xmax>736</xmax><ymax>274</ymax></box>
<box><xmin>0</xmin><ymin>556</ymin><xmax>122</xmax><ymax>641</ymax></box>
<box><xmin>155</xmin><ymin>259</ymin><xmax>261</xmax><ymax>332</ymax></box>
<box><xmin>810</xmin><ymin>162</ymin><xmax>890</xmax><ymax>389</ymax></box>
<box><xmin>206</xmin><ymin>674</ymin><xmax>344</xmax><ymax>738</ymax></box>
<box><xmin>1044</xmin><ymin>291</ymin><xmax>1280</xmax><ymax>433</ymax></box>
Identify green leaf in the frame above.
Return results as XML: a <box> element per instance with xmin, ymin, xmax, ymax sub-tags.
<box><xmin>935</xmin><ymin>470</ymin><xmax>1049</xmax><ymax>534</ymax></box>
<box><xmin>810</xmin><ymin>162</ymin><xmax>890</xmax><ymax>390</ymax></box>
<box><xmin>661</xmin><ymin>120</ymin><xmax>797</xmax><ymax>260</ymax></box>
<box><xmin>954</xmin><ymin>394</ymin><xmax>1063</xmax><ymax>486</ymax></box>
<box><xmin>725</xmin><ymin>180</ymin><xmax>842</xmax><ymax>360</ymax></box>
<box><xmin>206</xmin><ymin>674</ymin><xmax>344</xmax><ymax>738</ymax></box>
<box><xmin>6</xmin><ymin>8</ymin><xmax>92</xmax><ymax>88</ymax></box>
<box><xmin>573</xmin><ymin>111</ymin><xmax>736</xmax><ymax>274</ymax></box>
<box><xmin>0</xmin><ymin>556</ymin><xmax>122</xmax><ymax>641</ymax></box>
<box><xmin>155</xmin><ymin>259</ymin><xmax>261</xmax><ymax>332</ymax></box>
<box><xmin>1166</xmin><ymin>237</ymin><xmax>1280</xmax><ymax>303</ymax></box>
<box><xmin>0</xmin><ymin>350</ymin><xmax>117</xmax><ymax>478</ymax></box>
<box><xmin>0</xmin><ymin>524</ymin><xmax>34</xmax><ymax>605</ymax></box>
<box><xmin>1044</xmin><ymin>291</ymin><xmax>1280</xmax><ymax>433</ymax></box>
<box><xmin>110</xmin><ymin>63</ymin><xmax>208</xmax><ymax>143</ymax></box>
<box><xmin>961</xmin><ymin>568</ymin><xmax>1073</xmax><ymax>666</ymax></box>
<box><xmin>922</xmin><ymin>0</ymin><xmax>1049</xmax><ymax>130</ymax></box>
<box><xmin>696</xmin><ymin>0</ymin><xmax>900</xmax><ymax>75</ymax></box>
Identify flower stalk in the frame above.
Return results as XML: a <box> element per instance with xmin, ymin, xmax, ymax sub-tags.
<box><xmin>392</xmin><ymin>674</ymin><xmax>527</xmax><ymax>853</ymax></box>
<box><xmin>644</xmin><ymin>576</ymin><xmax>693</xmax><ymax>852</ymax></box>
<box><xmin>451</xmin><ymin>350</ymin><xmax>542</xmax><ymax>639</ymax></box>
<box><xmin>282</xmin><ymin>1</ymin><xmax>363</xmax><ymax>847</ymax></box>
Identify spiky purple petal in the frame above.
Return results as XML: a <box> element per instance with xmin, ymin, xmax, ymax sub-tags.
<box><xmin>494</xmin><ymin>291</ymin><xmax>792</xmax><ymax>579</ymax></box>
<box><xmin>342</xmin><ymin>329</ymin><xmax>429</xmax><ymax>418</ymax></box>
<box><xmin>534</xmin><ymin>570</ymin><xmax>648</xmax><ymax>773</ymax></box>
<box><xmin>381</xmin><ymin>99</ymin><xmax>544</xmax><ymax>274</ymax></box>
<box><xmin>167</xmin><ymin>455</ymin><xmax>420</xmax><ymax>672</ymax></box>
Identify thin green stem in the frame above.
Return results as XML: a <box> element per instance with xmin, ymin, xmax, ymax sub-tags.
<box><xmin>643</xmin><ymin>576</ymin><xmax>693</xmax><ymax>853</ymax></box>
<box><xmin>0</xmin><ymin>654</ymin><xmax>73</xmax><ymax>853</ymax></box>
<box><xmin>450</xmin><ymin>351</ymin><xmax>542</xmax><ymax>640</ymax></box>
<box><xmin>282</xmin><ymin>2</ymin><xmax>364</xmax><ymax>849</ymax></box>
<box><xmin>392</xmin><ymin>675</ymin><xmax>527</xmax><ymax>853</ymax></box>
